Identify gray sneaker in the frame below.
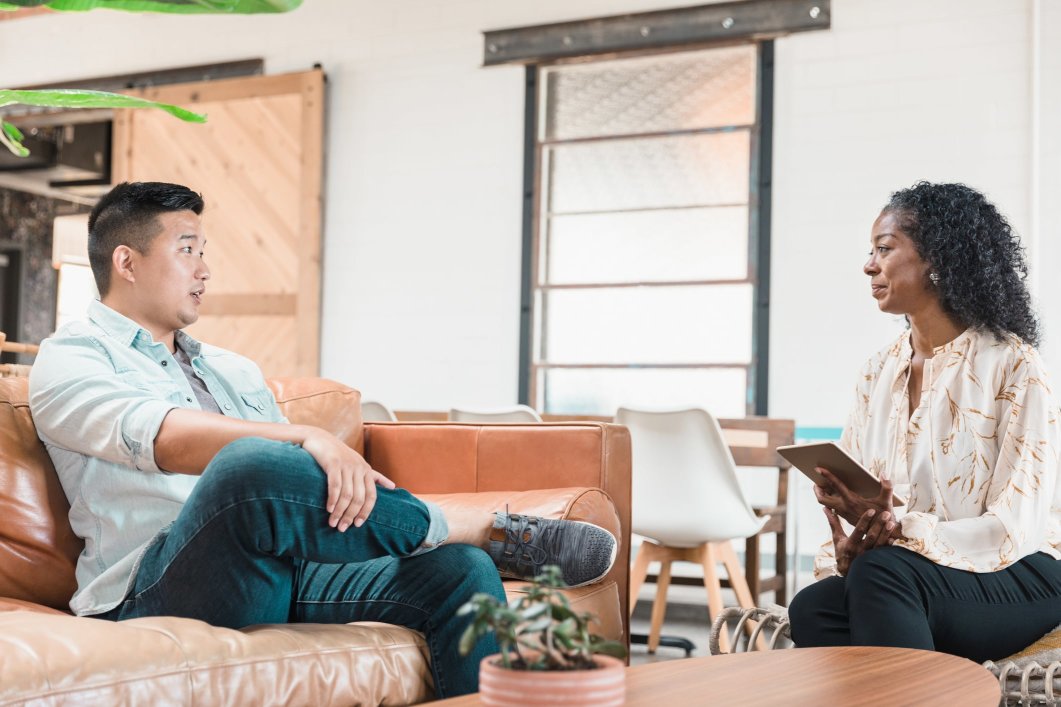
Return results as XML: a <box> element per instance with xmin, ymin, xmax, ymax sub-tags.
<box><xmin>488</xmin><ymin>512</ymin><xmax>618</xmax><ymax>588</ymax></box>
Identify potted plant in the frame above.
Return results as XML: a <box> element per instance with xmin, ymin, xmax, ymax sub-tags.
<box><xmin>458</xmin><ymin>565</ymin><xmax>627</xmax><ymax>706</ymax></box>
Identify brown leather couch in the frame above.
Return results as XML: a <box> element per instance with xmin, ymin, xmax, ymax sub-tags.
<box><xmin>0</xmin><ymin>377</ymin><xmax>631</xmax><ymax>705</ymax></box>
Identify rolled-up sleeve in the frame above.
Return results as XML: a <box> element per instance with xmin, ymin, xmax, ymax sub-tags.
<box><xmin>29</xmin><ymin>336</ymin><xmax>179</xmax><ymax>473</ymax></box>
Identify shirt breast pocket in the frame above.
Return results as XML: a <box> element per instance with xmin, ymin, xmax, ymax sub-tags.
<box><xmin>240</xmin><ymin>390</ymin><xmax>274</xmax><ymax>418</ymax></box>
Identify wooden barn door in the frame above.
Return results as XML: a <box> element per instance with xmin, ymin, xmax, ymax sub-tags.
<box><xmin>112</xmin><ymin>70</ymin><xmax>324</xmax><ymax>377</ymax></box>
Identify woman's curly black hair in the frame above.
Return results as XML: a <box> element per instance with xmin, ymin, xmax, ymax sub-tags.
<box><xmin>883</xmin><ymin>181</ymin><xmax>1040</xmax><ymax>347</ymax></box>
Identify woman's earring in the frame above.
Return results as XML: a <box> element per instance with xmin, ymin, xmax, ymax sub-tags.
<box><xmin>929</xmin><ymin>272</ymin><xmax>940</xmax><ymax>285</ymax></box>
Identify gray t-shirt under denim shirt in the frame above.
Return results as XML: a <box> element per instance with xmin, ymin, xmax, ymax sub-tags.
<box><xmin>174</xmin><ymin>341</ymin><xmax>223</xmax><ymax>415</ymax></box>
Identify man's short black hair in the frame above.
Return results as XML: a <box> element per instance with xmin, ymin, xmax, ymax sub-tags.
<box><xmin>87</xmin><ymin>181</ymin><xmax>204</xmax><ymax>295</ymax></box>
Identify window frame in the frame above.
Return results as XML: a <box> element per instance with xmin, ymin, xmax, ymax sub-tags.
<box><xmin>518</xmin><ymin>40</ymin><xmax>775</xmax><ymax>417</ymax></box>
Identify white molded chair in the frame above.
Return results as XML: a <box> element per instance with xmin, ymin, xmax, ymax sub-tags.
<box><xmin>448</xmin><ymin>405</ymin><xmax>542</xmax><ymax>423</ymax></box>
<box><xmin>616</xmin><ymin>406</ymin><xmax>769</xmax><ymax>653</ymax></box>
<box><xmin>360</xmin><ymin>400</ymin><xmax>398</xmax><ymax>423</ymax></box>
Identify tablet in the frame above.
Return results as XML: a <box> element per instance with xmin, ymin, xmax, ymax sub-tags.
<box><xmin>776</xmin><ymin>441</ymin><xmax>905</xmax><ymax>507</ymax></box>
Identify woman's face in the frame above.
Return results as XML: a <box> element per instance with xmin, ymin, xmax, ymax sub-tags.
<box><xmin>864</xmin><ymin>210</ymin><xmax>936</xmax><ymax>316</ymax></box>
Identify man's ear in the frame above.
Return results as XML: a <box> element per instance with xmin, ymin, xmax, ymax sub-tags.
<box><xmin>112</xmin><ymin>245</ymin><xmax>137</xmax><ymax>285</ymax></box>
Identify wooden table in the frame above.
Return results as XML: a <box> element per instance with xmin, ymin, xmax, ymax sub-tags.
<box><xmin>434</xmin><ymin>647</ymin><xmax>1000</xmax><ymax>705</ymax></box>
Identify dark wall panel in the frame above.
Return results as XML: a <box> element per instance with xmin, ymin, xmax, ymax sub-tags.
<box><xmin>0</xmin><ymin>188</ymin><xmax>85</xmax><ymax>363</ymax></box>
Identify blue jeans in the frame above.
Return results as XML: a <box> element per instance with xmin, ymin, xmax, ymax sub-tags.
<box><xmin>100</xmin><ymin>437</ymin><xmax>504</xmax><ymax>698</ymax></box>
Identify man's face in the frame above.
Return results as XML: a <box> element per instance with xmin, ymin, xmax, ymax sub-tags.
<box><xmin>131</xmin><ymin>210</ymin><xmax>210</xmax><ymax>336</ymax></box>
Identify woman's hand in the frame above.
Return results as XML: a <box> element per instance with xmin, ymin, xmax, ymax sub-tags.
<box><xmin>814</xmin><ymin>466</ymin><xmax>895</xmax><ymax>526</ymax></box>
<box><xmin>825</xmin><ymin>506</ymin><xmax>895</xmax><ymax>576</ymax></box>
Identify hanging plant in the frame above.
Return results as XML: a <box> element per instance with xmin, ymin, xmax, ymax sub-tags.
<box><xmin>0</xmin><ymin>0</ymin><xmax>301</xmax><ymax>13</ymax></box>
<box><xmin>0</xmin><ymin>89</ymin><xmax>206</xmax><ymax>156</ymax></box>
<box><xmin>0</xmin><ymin>0</ymin><xmax>302</xmax><ymax>155</ymax></box>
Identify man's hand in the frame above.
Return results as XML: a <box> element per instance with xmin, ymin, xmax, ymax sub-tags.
<box><xmin>300</xmin><ymin>429</ymin><xmax>396</xmax><ymax>532</ymax></box>
<box><xmin>814</xmin><ymin>466</ymin><xmax>895</xmax><ymax>526</ymax></box>
<box><xmin>826</xmin><ymin>506</ymin><xmax>895</xmax><ymax>576</ymax></box>
<box><xmin>155</xmin><ymin>409</ymin><xmax>395</xmax><ymax>530</ymax></box>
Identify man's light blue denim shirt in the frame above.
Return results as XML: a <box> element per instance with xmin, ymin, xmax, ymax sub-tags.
<box><xmin>29</xmin><ymin>301</ymin><xmax>287</xmax><ymax>616</ymax></box>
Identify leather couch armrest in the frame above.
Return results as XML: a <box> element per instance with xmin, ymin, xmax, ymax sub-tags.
<box><xmin>420</xmin><ymin>487</ymin><xmax>620</xmax><ymax>559</ymax></box>
<box><xmin>363</xmin><ymin>422</ymin><xmax>631</xmax><ymax>636</ymax></box>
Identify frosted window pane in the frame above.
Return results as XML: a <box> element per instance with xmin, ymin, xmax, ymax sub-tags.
<box><xmin>543</xmin><ymin>367</ymin><xmax>747</xmax><ymax>417</ymax></box>
<box><xmin>542</xmin><ymin>45</ymin><xmax>756</xmax><ymax>140</ymax></box>
<box><xmin>544</xmin><ymin>285</ymin><xmax>752</xmax><ymax>364</ymax></box>
<box><xmin>547</xmin><ymin>207</ymin><xmax>748</xmax><ymax>284</ymax></box>
<box><xmin>546</xmin><ymin>131</ymin><xmax>750</xmax><ymax>214</ymax></box>
<box><xmin>55</xmin><ymin>263</ymin><xmax>98</xmax><ymax>329</ymax></box>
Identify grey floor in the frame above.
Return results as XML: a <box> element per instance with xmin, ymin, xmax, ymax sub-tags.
<box><xmin>627</xmin><ymin>574</ymin><xmax>808</xmax><ymax>666</ymax></box>
<box><xmin>628</xmin><ymin>592</ymin><xmax>719</xmax><ymax>667</ymax></box>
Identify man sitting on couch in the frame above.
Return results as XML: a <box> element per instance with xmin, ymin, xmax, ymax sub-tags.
<box><xmin>28</xmin><ymin>181</ymin><xmax>617</xmax><ymax>698</ymax></box>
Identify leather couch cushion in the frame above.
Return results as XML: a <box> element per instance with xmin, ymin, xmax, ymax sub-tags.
<box><xmin>268</xmin><ymin>378</ymin><xmax>363</xmax><ymax>454</ymax></box>
<box><xmin>0</xmin><ymin>612</ymin><xmax>433</xmax><ymax>706</ymax></box>
<box><xmin>0</xmin><ymin>378</ymin><xmax>81</xmax><ymax>610</ymax></box>
<box><xmin>0</xmin><ymin>577</ymin><xmax>614</xmax><ymax>707</ymax></box>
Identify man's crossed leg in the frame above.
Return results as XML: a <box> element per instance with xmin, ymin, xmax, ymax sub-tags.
<box><xmin>100</xmin><ymin>437</ymin><xmax>617</xmax><ymax>697</ymax></box>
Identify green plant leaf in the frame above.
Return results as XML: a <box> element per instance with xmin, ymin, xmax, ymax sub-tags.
<box><xmin>0</xmin><ymin>0</ymin><xmax>301</xmax><ymax>13</ymax></box>
<box><xmin>553</xmin><ymin>630</ymin><xmax>576</xmax><ymax>650</ymax></box>
<box><xmin>520</xmin><ymin>603</ymin><xmax>549</xmax><ymax>621</ymax></box>
<box><xmin>550</xmin><ymin>603</ymin><xmax>576</xmax><ymax>621</ymax></box>
<box><xmin>589</xmin><ymin>640</ymin><xmax>628</xmax><ymax>659</ymax></box>
<box><xmin>458</xmin><ymin>623</ymin><xmax>480</xmax><ymax>657</ymax></box>
<box><xmin>2</xmin><ymin>120</ymin><xmax>24</xmax><ymax>142</ymax></box>
<box><xmin>0</xmin><ymin>88</ymin><xmax>207</xmax><ymax>157</ymax></box>
<box><xmin>0</xmin><ymin>120</ymin><xmax>29</xmax><ymax>156</ymax></box>
<box><xmin>521</xmin><ymin>616</ymin><xmax>553</xmax><ymax>634</ymax></box>
<box><xmin>0</xmin><ymin>89</ymin><xmax>206</xmax><ymax>121</ymax></box>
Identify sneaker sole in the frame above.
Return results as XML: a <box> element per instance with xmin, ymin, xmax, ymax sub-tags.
<box><xmin>563</xmin><ymin>520</ymin><xmax>618</xmax><ymax>589</ymax></box>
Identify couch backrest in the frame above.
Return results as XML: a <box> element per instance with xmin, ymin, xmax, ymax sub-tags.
<box><xmin>0</xmin><ymin>378</ymin><xmax>81</xmax><ymax>610</ymax></box>
<box><xmin>0</xmin><ymin>377</ymin><xmax>362</xmax><ymax>610</ymax></box>
<box><xmin>267</xmin><ymin>378</ymin><xmax>363</xmax><ymax>454</ymax></box>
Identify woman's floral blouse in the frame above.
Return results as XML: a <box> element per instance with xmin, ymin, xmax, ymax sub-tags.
<box><xmin>814</xmin><ymin>328</ymin><xmax>1061</xmax><ymax>578</ymax></box>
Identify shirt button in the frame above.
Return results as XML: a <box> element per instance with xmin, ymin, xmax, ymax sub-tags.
<box><xmin>186</xmin><ymin>397</ymin><xmax>193</xmax><ymax>403</ymax></box>
<box><xmin>161</xmin><ymin>360</ymin><xmax>168</xmax><ymax>366</ymax></box>
<box><xmin>224</xmin><ymin>404</ymin><xmax>232</xmax><ymax>410</ymax></box>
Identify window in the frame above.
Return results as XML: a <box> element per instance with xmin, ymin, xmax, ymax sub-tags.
<box><xmin>527</xmin><ymin>44</ymin><xmax>770</xmax><ymax>417</ymax></box>
<box><xmin>52</xmin><ymin>213</ymin><xmax>97</xmax><ymax>329</ymax></box>
<box><xmin>55</xmin><ymin>262</ymin><xmax>97</xmax><ymax>329</ymax></box>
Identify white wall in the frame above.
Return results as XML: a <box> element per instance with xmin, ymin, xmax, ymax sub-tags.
<box><xmin>0</xmin><ymin>0</ymin><xmax>684</xmax><ymax>410</ymax></box>
<box><xmin>2</xmin><ymin>0</ymin><xmax>1055</xmax><ymax>577</ymax></box>
<box><xmin>1036</xmin><ymin>0</ymin><xmax>1061</xmax><ymax>381</ymax></box>
<box><xmin>771</xmin><ymin>0</ymin><xmax>1046</xmax><ymax>426</ymax></box>
<box><xmin>4</xmin><ymin>0</ymin><xmax>1050</xmax><ymax>422</ymax></box>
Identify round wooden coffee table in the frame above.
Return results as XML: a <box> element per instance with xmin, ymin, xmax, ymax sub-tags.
<box><xmin>435</xmin><ymin>646</ymin><xmax>1000</xmax><ymax>705</ymax></box>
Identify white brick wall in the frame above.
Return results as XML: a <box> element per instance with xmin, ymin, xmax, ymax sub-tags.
<box><xmin>1035</xmin><ymin>0</ymin><xmax>1061</xmax><ymax>379</ymax></box>
<box><xmin>1</xmin><ymin>0</ymin><xmax>1056</xmax><ymax>584</ymax></box>
<box><xmin>0</xmin><ymin>0</ymin><xmax>1054</xmax><ymax>419</ymax></box>
<box><xmin>771</xmin><ymin>0</ymin><xmax>1041</xmax><ymax>427</ymax></box>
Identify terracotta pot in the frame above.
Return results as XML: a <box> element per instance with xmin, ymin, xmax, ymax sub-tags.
<box><xmin>478</xmin><ymin>653</ymin><xmax>626</xmax><ymax>706</ymax></box>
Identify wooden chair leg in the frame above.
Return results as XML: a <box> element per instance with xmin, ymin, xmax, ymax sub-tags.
<box><xmin>718</xmin><ymin>540</ymin><xmax>757</xmax><ymax>610</ymax></box>
<box><xmin>647</xmin><ymin>558</ymin><xmax>673</xmax><ymax>654</ymax></box>
<box><xmin>745</xmin><ymin>534</ymin><xmax>761</xmax><ymax>607</ymax></box>
<box><xmin>776</xmin><ymin>528</ymin><xmax>788</xmax><ymax>606</ymax></box>
<box><xmin>719</xmin><ymin>540</ymin><xmax>768</xmax><ymax>650</ymax></box>
<box><xmin>629</xmin><ymin>540</ymin><xmax>654</xmax><ymax>617</ymax></box>
<box><xmin>697</xmin><ymin>543</ymin><xmax>728</xmax><ymax>653</ymax></box>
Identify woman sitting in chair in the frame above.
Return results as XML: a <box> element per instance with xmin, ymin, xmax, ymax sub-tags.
<box><xmin>788</xmin><ymin>181</ymin><xmax>1061</xmax><ymax>663</ymax></box>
